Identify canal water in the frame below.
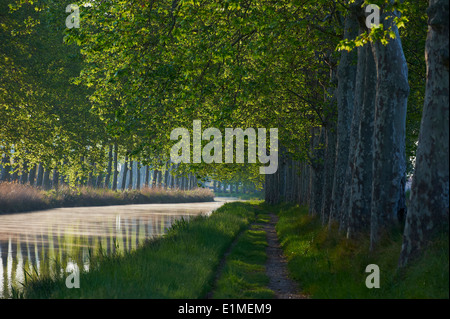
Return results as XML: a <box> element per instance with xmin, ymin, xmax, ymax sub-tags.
<box><xmin>0</xmin><ymin>198</ymin><xmax>234</xmax><ymax>298</ymax></box>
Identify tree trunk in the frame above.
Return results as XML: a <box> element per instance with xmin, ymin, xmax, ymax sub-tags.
<box><xmin>28</xmin><ymin>164</ymin><xmax>36</xmax><ymax>186</ymax></box>
<box><xmin>329</xmin><ymin>12</ymin><xmax>359</xmax><ymax>226</ymax></box>
<box><xmin>43</xmin><ymin>169</ymin><xmax>51</xmax><ymax>190</ymax></box>
<box><xmin>311</xmin><ymin>127</ymin><xmax>326</xmax><ymax>216</ymax></box>
<box><xmin>121</xmin><ymin>156</ymin><xmax>128</xmax><ymax>191</ymax></box>
<box><xmin>128</xmin><ymin>159</ymin><xmax>134</xmax><ymax>190</ymax></box>
<box><xmin>321</xmin><ymin>124</ymin><xmax>336</xmax><ymax>224</ymax></box>
<box><xmin>157</xmin><ymin>170</ymin><xmax>162</xmax><ymax>188</ymax></box>
<box><xmin>370</xmin><ymin>10</ymin><xmax>410</xmax><ymax>250</ymax></box>
<box><xmin>170</xmin><ymin>169</ymin><xmax>175</xmax><ymax>189</ymax></box>
<box><xmin>104</xmin><ymin>144</ymin><xmax>113</xmax><ymax>189</ymax></box>
<box><xmin>399</xmin><ymin>0</ymin><xmax>449</xmax><ymax>267</ymax></box>
<box><xmin>152</xmin><ymin>169</ymin><xmax>159</xmax><ymax>188</ymax></box>
<box><xmin>59</xmin><ymin>160</ymin><xmax>67</xmax><ymax>186</ymax></box>
<box><xmin>0</xmin><ymin>148</ymin><xmax>11</xmax><ymax>182</ymax></box>
<box><xmin>112</xmin><ymin>143</ymin><xmax>118</xmax><ymax>191</ymax></box>
<box><xmin>36</xmin><ymin>162</ymin><xmax>44</xmax><ymax>188</ymax></box>
<box><xmin>52</xmin><ymin>168</ymin><xmax>59</xmax><ymax>190</ymax></box>
<box><xmin>11</xmin><ymin>156</ymin><xmax>19</xmax><ymax>182</ymax></box>
<box><xmin>164</xmin><ymin>167</ymin><xmax>170</xmax><ymax>189</ymax></box>
<box><xmin>87</xmin><ymin>161</ymin><xmax>95</xmax><ymax>187</ymax></box>
<box><xmin>339</xmin><ymin>27</ymin><xmax>368</xmax><ymax>233</ymax></box>
<box><xmin>144</xmin><ymin>165</ymin><xmax>150</xmax><ymax>188</ymax></box>
<box><xmin>20</xmin><ymin>160</ymin><xmax>29</xmax><ymax>184</ymax></box>
<box><xmin>136</xmin><ymin>162</ymin><xmax>141</xmax><ymax>190</ymax></box>
<box><xmin>347</xmin><ymin>41</ymin><xmax>377</xmax><ymax>238</ymax></box>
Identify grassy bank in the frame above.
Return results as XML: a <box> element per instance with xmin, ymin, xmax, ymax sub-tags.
<box><xmin>0</xmin><ymin>182</ymin><xmax>214</xmax><ymax>214</ymax></box>
<box><xmin>20</xmin><ymin>202</ymin><xmax>256</xmax><ymax>298</ymax></box>
<box><xmin>273</xmin><ymin>203</ymin><xmax>449</xmax><ymax>298</ymax></box>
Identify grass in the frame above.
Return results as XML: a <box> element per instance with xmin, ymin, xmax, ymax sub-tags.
<box><xmin>14</xmin><ymin>199</ymin><xmax>446</xmax><ymax>299</ymax></box>
<box><xmin>0</xmin><ymin>182</ymin><xmax>215</xmax><ymax>214</ymax></box>
<box><xmin>272</xmin><ymin>203</ymin><xmax>449</xmax><ymax>298</ymax></box>
<box><xmin>20</xmin><ymin>201</ymin><xmax>256</xmax><ymax>298</ymax></box>
<box><xmin>213</xmin><ymin>212</ymin><xmax>274</xmax><ymax>299</ymax></box>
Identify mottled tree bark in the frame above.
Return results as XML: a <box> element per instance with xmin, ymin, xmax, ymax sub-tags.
<box><xmin>370</xmin><ymin>10</ymin><xmax>410</xmax><ymax>250</ymax></box>
<box><xmin>347</xmin><ymin>42</ymin><xmax>376</xmax><ymax>238</ymax></box>
<box><xmin>329</xmin><ymin>12</ymin><xmax>359</xmax><ymax>226</ymax></box>
<box><xmin>399</xmin><ymin>0</ymin><xmax>449</xmax><ymax>266</ymax></box>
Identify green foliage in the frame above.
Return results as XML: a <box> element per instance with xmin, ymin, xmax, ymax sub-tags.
<box><xmin>1</xmin><ymin>0</ymin><xmax>425</xmax><ymax>180</ymax></box>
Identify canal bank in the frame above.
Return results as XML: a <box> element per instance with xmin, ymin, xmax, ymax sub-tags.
<box><xmin>0</xmin><ymin>198</ymin><xmax>236</xmax><ymax>298</ymax></box>
<box><xmin>17</xmin><ymin>201</ymin><xmax>255</xmax><ymax>298</ymax></box>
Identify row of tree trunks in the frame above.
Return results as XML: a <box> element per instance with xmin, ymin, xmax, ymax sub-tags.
<box><xmin>0</xmin><ymin>147</ymin><xmax>201</xmax><ymax>192</ymax></box>
<box><xmin>264</xmin><ymin>2</ymin><xmax>447</xmax><ymax>268</ymax></box>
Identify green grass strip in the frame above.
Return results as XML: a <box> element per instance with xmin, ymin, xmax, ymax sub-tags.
<box><xmin>22</xmin><ymin>202</ymin><xmax>256</xmax><ymax>299</ymax></box>
<box><xmin>213</xmin><ymin>213</ymin><xmax>274</xmax><ymax>299</ymax></box>
<box><xmin>274</xmin><ymin>203</ymin><xmax>449</xmax><ymax>298</ymax></box>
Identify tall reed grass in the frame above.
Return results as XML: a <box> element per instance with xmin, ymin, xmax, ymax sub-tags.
<box><xmin>0</xmin><ymin>182</ymin><xmax>215</xmax><ymax>214</ymax></box>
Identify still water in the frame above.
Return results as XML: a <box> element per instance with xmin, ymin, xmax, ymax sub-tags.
<box><xmin>0</xmin><ymin>198</ymin><xmax>233</xmax><ymax>298</ymax></box>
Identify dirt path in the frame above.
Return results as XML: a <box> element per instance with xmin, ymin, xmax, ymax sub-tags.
<box><xmin>206</xmin><ymin>210</ymin><xmax>307</xmax><ymax>299</ymax></box>
<box><xmin>261</xmin><ymin>212</ymin><xmax>307</xmax><ymax>299</ymax></box>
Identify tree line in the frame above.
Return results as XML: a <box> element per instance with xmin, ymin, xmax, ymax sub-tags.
<box><xmin>1</xmin><ymin>0</ymin><xmax>448</xmax><ymax>268</ymax></box>
<box><xmin>264</xmin><ymin>0</ymin><xmax>448</xmax><ymax>267</ymax></box>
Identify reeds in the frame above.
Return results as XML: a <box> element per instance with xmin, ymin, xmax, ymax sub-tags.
<box><xmin>0</xmin><ymin>182</ymin><xmax>215</xmax><ymax>214</ymax></box>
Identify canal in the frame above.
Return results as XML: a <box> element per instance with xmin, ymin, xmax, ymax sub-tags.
<box><xmin>0</xmin><ymin>198</ymin><xmax>235</xmax><ymax>298</ymax></box>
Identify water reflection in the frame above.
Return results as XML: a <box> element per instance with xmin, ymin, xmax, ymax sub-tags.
<box><xmin>0</xmin><ymin>201</ymin><xmax>228</xmax><ymax>298</ymax></box>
